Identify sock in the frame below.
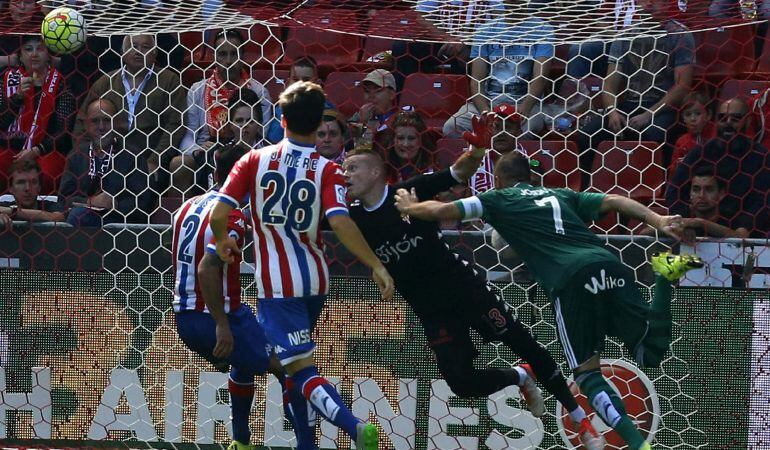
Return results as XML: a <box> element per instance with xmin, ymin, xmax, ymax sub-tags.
<box><xmin>285</xmin><ymin>376</ymin><xmax>318</xmax><ymax>450</ymax></box>
<box><xmin>568</xmin><ymin>405</ymin><xmax>587</xmax><ymax>424</ymax></box>
<box><xmin>292</xmin><ymin>365</ymin><xmax>360</xmax><ymax>440</ymax></box>
<box><xmin>650</xmin><ymin>274</ymin><xmax>673</xmax><ymax>316</ymax></box>
<box><xmin>636</xmin><ymin>275</ymin><xmax>675</xmax><ymax>367</ymax></box>
<box><xmin>228</xmin><ymin>368</ymin><xmax>256</xmax><ymax>444</ymax></box>
<box><xmin>577</xmin><ymin>369</ymin><xmax>645</xmax><ymax>449</ymax></box>
<box><xmin>513</xmin><ymin>367</ymin><xmax>527</xmax><ymax>386</ymax></box>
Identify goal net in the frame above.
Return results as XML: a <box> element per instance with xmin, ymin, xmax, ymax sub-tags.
<box><xmin>0</xmin><ymin>0</ymin><xmax>768</xmax><ymax>449</ymax></box>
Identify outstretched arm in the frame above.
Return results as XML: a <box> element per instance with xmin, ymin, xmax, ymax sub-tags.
<box><xmin>394</xmin><ymin>188</ymin><xmax>463</xmax><ymax>221</ymax></box>
<box><xmin>450</xmin><ymin>112</ymin><xmax>495</xmax><ymax>182</ymax></box>
<box><xmin>327</xmin><ymin>214</ymin><xmax>395</xmax><ymax>301</ymax></box>
<box><xmin>600</xmin><ymin>194</ymin><xmax>683</xmax><ymax>240</ymax></box>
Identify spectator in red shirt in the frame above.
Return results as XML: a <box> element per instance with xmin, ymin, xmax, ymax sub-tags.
<box><xmin>669</xmin><ymin>91</ymin><xmax>716</xmax><ymax>175</ymax></box>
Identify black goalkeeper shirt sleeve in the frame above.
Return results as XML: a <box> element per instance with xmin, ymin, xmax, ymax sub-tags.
<box><xmin>395</xmin><ymin>168</ymin><xmax>462</xmax><ymax>201</ymax></box>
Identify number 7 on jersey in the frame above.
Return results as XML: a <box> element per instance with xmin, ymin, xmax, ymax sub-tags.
<box><xmin>534</xmin><ymin>196</ymin><xmax>565</xmax><ymax>235</ymax></box>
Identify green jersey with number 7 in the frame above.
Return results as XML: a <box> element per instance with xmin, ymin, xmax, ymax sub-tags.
<box><xmin>457</xmin><ymin>184</ymin><xmax>619</xmax><ymax>293</ymax></box>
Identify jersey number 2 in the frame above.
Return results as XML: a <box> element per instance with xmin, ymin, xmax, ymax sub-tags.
<box><xmin>177</xmin><ymin>215</ymin><xmax>201</xmax><ymax>264</ymax></box>
<box><xmin>260</xmin><ymin>171</ymin><xmax>317</xmax><ymax>231</ymax></box>
<box><xmin>534</xmin><ymin>196</ymin><xmax>565</xmax><ymax>235</ymax></box>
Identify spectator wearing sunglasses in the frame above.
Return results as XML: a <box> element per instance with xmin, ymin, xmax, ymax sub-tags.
<box><xmin>666</xmin><ymin>97</ymin><xmax>770</xmax><ymax>237</ymax></box>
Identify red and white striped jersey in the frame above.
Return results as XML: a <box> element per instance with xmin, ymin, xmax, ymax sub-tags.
<box><xmin>218</xmin><ymin>139</ymin><xmax>349</xmax><ymax>299</ymax></box>
<box><xmin>172</xmin><ymin>190</ymin><xmax>247</xmax><ymax>313</ymax></box>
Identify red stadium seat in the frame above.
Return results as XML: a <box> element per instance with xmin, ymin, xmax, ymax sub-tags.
<box><xmin>284</xmin><ymin>9</ymin><xmax>363</xmax><ymax>67</ymax></box>
<box><xmin>694</xmin><ymin>24</ymin><xmax>756</xmax><ymax>80</ymax></box>
<box><xmin>519</xmin><ymin>140</ymin><xmax>581</xmax><ymax>191</ymax></box>
<box><xmin>756</xmin><ymin>25</ymin><xmax>770</xmax><ymax>75</ymax></box>
<box><xmin>324</xmin><ymin>71</ymin><xmax>367</xmax><ymax>118</ymax></box>
<box><xmin>399</xmin><ymin>74</ymin><xmax>469</xmax><ymax>129</ymax></box>
<box><xmin>591</xmin><ymin>141</ymin><xmax>665</xmax><ymax>204</ymax></box>
<box><xmin>252</xmin><ymin>69</ymin><xmax>291</xmax><ymax>102</ymax></box>
<box><xmin>435</xmin><ymin>138</ymin><xmax>466</xmax><ymax>170</ymax></box>
<box><xmin>719</xmin><ymin>79</ymin><xmax>770</xmax><ymax>102</ymax></box>
<box><xmin>366</xmin><ymin>9</ymin><xmax>447</xmax><ymax>42</ymax></box>
<box><xmin>243</xmin><ymin>23</ymin><xmax>283</xmax><ymax>66</ymax></box>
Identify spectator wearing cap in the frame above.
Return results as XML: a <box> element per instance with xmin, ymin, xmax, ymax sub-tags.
<box><xmin>470</xmin><ymin>104</ymin><xmax>526</xmax><ymax>194</ymax></box>
<box><xmin>375</xmin><ymin>110</ymin><xmax>440</xmax><ymax>183</ymax></box>
<box><xmin>348</xmin><ymin>69</ymin><xmax>399</xmax><ymax>146</ymax></box>
<box><xmin>442</xmin><ymin>11</ymin><xmax>554</xmax><ymax>139</ymax></box>
<box><xmin>172</xmin><ymin>29</ymin><xmax>272</xmax><ymax>194</ymax></box>
<box><xmin>316</xmin><ymin>109</ymin><xmax>348</xmax><ymax>164</ymax></box>
<box><xmin>266</xmin><ymin>56</ymin><xmax>334</xmax><ymax>144</ymax></box>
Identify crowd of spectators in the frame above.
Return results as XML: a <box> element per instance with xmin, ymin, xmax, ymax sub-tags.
<box><xmin>0</xmin><ymin>0</ymin><xmax>768</xmax><ymax>239</ymax></box>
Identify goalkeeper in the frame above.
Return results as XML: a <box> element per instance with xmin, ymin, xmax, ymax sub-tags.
<box><xmin>394</xmin><ymin>150</ymin><xmax>704</xmax><ymax>450</ymax></box>
<box><xmin>343</xmin><ymin>114</ymin><xmax>603</xmax><ymax>450</ymax></box>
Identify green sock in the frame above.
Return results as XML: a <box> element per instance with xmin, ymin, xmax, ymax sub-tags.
<box><xmin>650</xmin><ymin>274</ymin><xmax>673</xmax><ymax>316</ymax></box>
<box><xmin>577</xmin><ymin>369</ymin><xmax>646</xmax><ymax>450</ymax></box>
<box><xmin>637</xmin><ymin>275</ymin><xmax>674</xmax><ymax>367</ymax></box>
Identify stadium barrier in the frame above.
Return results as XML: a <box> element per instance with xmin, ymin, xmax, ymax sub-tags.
<box><xmin>0</xmin><ymin>224</ymin><xmax>767</xmax><ymax>450</ymax></box>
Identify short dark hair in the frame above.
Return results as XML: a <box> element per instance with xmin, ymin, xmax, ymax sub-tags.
<box><xmin>279</xmin><ymin>81</ymin><xmax>326</xmax><ymax>136</ymax></box>
<box><xmin>692</xmin><ymin>164</ymin><xmax>725</xmax><ymax>190</ymax></box>
<box><xmin>214</xmin><ymin>143</ymin><xmax>249</xmax><ymax>184</ymax></box>
<box><xmin>494</xmin><ymin>151</ymin><xmax>531</xmax><ymax>185</ymax></box>
<box><xmin>8</xmin><ymin>159</ymin><xmax>40</xmax><ymax>182</ymax></box>
<box><xmin>228</xmin><ymin>88</ymin><xmax>263</xmax><ymax>124</ymax></box>
<box><xmin>292</xmin><ymin>56</ymin><xmax>318</xmax><ymax>73</ymax></box>
<box><xmin>213</xmin><ymin>29</ymin><xmax>245</xmax><ymax>46</ymax></box>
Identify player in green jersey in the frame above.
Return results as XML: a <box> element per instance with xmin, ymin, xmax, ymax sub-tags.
<box><xmin>394</xmin><ymin>150</ymin><xmax>703</xmax><ymax>450</ymax></box>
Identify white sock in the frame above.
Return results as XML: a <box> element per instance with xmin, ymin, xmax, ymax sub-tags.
<box><xmin>515</xmin><ymin>366</ymin><xmax>529</xmax><ymax>386</ymax></box>
<box><xmin>569</xmin><ymin>405</ymin><xmax>587</xmax><ymax>424</ymax></box>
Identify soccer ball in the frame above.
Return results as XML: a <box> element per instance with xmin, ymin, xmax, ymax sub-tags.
<box><xmin>41</xmin><ymin>7</ymin><xmax>87</xmax><ymax>55</ymax></box>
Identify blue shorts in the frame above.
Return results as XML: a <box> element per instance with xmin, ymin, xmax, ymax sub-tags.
<box><xmin>175</xmin><ymin>304</ymin><xmax>271</xmax><ymax>375</ymax></box>
<box><xmin>257</xmin><ymin>295</ymin><xmax>325</xmax><ymax>365</ymax></box>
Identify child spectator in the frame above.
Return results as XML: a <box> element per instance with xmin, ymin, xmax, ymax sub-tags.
<box><xmin>669</xmin><ymin>91</ymin><xmax>716</xmax><ymax>175</ymax></box>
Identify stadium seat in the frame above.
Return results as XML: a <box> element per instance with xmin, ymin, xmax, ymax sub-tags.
<box><xmin>519</xmin><ymin>140</ymin><xmax>581</xmax><ymax>191</ymax></box>
<box><xmin>243</xmin><ymin>23</ymin><xmax>283</xmax><ymax>66</ymax></box>
<box><xmin>435</xmin><ymin>138</ymin><xmax>466</xmax><ymax>170</ymax></box>
<box><xmin>694</xmin><ymin>24</ymin><xmax>756</xmax><ymax>80</ymax></box>
<box><xmin>179</xmin><ymin>31</ymin><xmax>206</xmax><ymax>66</ymax></box>
<box><xmin>252</xmin><ymin>69</ymin><xmax>291</xmax><ymax>102</ymax></box>
<box><xmin>366</xmin><ymin>9</ymin><xmax>447</xmax><ymax>42</ymax></box>
<box><xmin>324</xmin><ymin>71</ymin><xmax>367</xmax><ymax>118</ymax></box>
<box><xmin>719</xmin><ymin>79</ymin><xmax>770</xmax><ymax>102</ymax></box>
<box><xmin>399</xmin><ymin>73</ymin><xmax>469</xmax><ymax>129</ymax></box>
<box><xmin>754</xmin><ymin>25</ymin><xmax>770</xmax><ymax>75</ymax></box>
<box><xmin>284</xmin><ymin>9</ymin><xmax>363</xmax><ymax>67</ymax></box>
<box><xmin>591</xmin><ymin>141</ymin><xmax>665</xmax><ymax>204</ymax></box>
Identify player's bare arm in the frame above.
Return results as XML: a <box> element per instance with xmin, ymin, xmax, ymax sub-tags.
<box><xmin>327</xmin><ymin>214</ymin><xmax>395</xmax><ymax>301</ymax></box>
<box><xmin>394</xmin><ymin>188</ymin><xmax>463</xmax><ymax>221</ymax></box>
<box><xmin>197</xmin><ymin>252</ymin><xmax>234</xmax><ymax>359</ymax></box>
<box><xmin>600</xmin><ymin>194</ymin><xmax>684</xmax><ymax>240</ymax></box>
<box><xmin>209</xmin><ymin>201</ymin><xmax>240</xmax><ymax>263</ymax></box>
